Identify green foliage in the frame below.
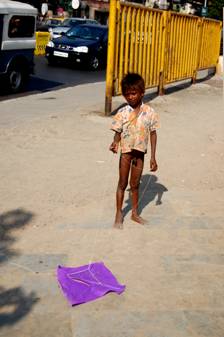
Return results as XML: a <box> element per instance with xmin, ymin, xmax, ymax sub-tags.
<box><xmin>208</xmin><ymin>0</ymin><xmax>224</xmax><ymax>21</ymax></box>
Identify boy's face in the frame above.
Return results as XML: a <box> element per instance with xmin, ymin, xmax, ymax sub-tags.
<box><xmin>123</xmin><ymin>88</ymin><xmax>144</xmax><ymax>109</ymax></box>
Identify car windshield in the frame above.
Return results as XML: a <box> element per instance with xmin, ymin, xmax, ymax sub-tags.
<box><xmin>47</xmin><ymin>19</ymin><xmax>61</xmax><ymax>25</ymax></box>
<box><xmin>61</xmin><ymin>19</ymin><xmax>81</xmax><ymax>26</ymax></box>
<box><xmin>66</xmin><ymin>26</ymin><xmax>104</xmax><ymax>40</ymax></box>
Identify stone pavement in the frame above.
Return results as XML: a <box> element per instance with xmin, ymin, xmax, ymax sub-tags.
<box><xmin>0</xmin><ymin>74</ymin><xmax>223</xmax><ymax>337</ymax></box>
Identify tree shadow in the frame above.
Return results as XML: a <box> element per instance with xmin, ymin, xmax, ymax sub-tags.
<box><xmin>0</xmin><ymin>209</ymin><xmax>39</xmax><ymax>328</ymax></box>
<box><xmin>0</xmin><ymin>209</ymin><xmax>33</xmax><ymax>264</ymax></box>
<box><xmin>123</xmin><ymin>174</ymin><xmax>168</xmax><ymax>217</ymax></box>
<box><xmin>0</xmin><ymin>287</ymin><xmax>39</xmax><ymax>327</ymax></box>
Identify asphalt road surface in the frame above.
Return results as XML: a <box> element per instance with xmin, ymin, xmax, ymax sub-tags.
<box><xmin>0</xmin><ymin>56</ymin><xmax>106</xmax><ymax>102</ymax></box>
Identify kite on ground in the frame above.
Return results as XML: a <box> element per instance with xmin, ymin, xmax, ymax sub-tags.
<box><xmin>57</xmin><ymin>262</ymin><xmax>125</xmax><ymax>306</ymax></box>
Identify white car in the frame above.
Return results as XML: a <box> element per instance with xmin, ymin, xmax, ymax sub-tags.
<box><xmin>49</xmin><ymin>26</ymin><xmax>69</xmax><ymax>39</ymax></box>
<box><xmin>49</xmin><ymin>18</ymin><xmax>99</xmax><ymax>39</ymax></box>
<box><xmin>0</xmin><ymin>0</ymin><xmax>37</xmax><ymax>93</ymax></box>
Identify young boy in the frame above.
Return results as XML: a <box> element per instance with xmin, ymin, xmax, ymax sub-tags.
<box><xmin>109</xmin><ymin>73</ymin><xmax>159</xmax><ymax>229</ymax></box>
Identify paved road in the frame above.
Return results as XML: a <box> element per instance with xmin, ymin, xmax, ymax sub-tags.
<box><xmin>0</xmin><ymin>55</ymin><xmax>106</xmax><ymax>102</ymax></box>
<box><xmin>0</xmin><ymin>67</ymin><xmax>223</xmax><ymax>337</ymax></box>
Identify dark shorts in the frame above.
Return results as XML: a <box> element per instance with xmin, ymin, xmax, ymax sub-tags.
<box><xmin>120</xmin><ymin>150</ymin><xmax>145</xmax><ymax>167</ymax></box>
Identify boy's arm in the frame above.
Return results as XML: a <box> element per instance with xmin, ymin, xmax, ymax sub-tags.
<box><xmin>109</xmin><ymin>131</ymin><xmax>121</xmax><ymax>153</ymax></box>
<box><xmin>150</xmin><ymin>130</ymin><xmax>158</xmax><ymax>171</ymax></box>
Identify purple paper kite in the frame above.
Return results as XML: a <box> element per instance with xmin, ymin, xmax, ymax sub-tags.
<box><xmin>57</xmin><ymin>262</ymin><xmax>125</xmax><ymax>306</ymax></box>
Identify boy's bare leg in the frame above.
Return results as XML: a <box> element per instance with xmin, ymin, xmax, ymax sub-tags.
<box><xmin>114</xmin><ymin>153</ymin><xmax>131</xmax><ymax>229</ymax></box>
<box><xmin>131</xmin><ymin>194</ymin><xmax>147</xmax><ymax>224</ymax></box>
<box><xmin>130</xmin><ymin>153</ymin><xmax>147</xmax><ymax>225</ymax></box>
<box><xmin>114</xmin><ymin>188</ymin><xmax>124</xmax><ymax>229</ymax></box>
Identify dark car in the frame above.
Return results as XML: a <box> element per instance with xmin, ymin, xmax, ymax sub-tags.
<box><xmin>45</xmin><ymin>24</ymin><xmax>108</xmax><ymax>70</ymax></box>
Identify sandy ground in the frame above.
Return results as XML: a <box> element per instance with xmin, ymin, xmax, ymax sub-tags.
<box><xmin>0</xmin><ymin>74</ymin><xmax>224</xmax><ymax>337</ymax></box>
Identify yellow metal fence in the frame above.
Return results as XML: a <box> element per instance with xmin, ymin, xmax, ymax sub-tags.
<box><xmin>105</xmin><ymin>0</ymin><xmax>222</xmax><ymax>114</ymax></box>
<box><xmin>165</xmin><ymin>13</ymin><xmax>200</xmax><ymax>83</ymax></box>
<box><xmin>198</xmin><ymin>18</ymin><xmax>222</xmax><ymax>69</ymax></box>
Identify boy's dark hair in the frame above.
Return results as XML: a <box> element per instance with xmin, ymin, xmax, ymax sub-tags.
<box><xmin>121</xmin><ymin>73</ymin><xmax>145</xmax><ymax>95</ymax></box>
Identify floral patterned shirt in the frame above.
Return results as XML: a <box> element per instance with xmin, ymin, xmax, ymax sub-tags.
<box><xmin>111</xmin><ymin>103</ymin><xmax>159</xmax><ymax>154</ymax></box>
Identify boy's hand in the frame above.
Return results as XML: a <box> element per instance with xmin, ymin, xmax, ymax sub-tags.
<box><xmin>150</xmin><ymin>157</ymin><xmax>158</xmax><ymax>171</ymax></box>
<box><xmin>109</xmin><ymin>142</ymin><xmax>119</xmax><ymax>153</ymax></box>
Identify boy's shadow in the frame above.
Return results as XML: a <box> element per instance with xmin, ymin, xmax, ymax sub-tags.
<box><xmin>123</xmin><ymin>174</ymin><xmax>168</xmax><ymax>217</ymax></box>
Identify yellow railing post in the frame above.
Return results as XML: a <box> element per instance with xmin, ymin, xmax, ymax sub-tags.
<box><xmin>216</xmin><ymin>21</ymin><xmax>223</xmax><ymax>74</ymax></box>
<box><xmin>193</xmin><ymin>17</ymin><xmax>203</xmax><ymax>83</ymax></box>
<box><xmin>105</xmin><ymin>0</ymin><xmax>118</xmax><ymax>115</ymax></box>
<box><xmin>159</xmin><ymin>10</ymin><xmax>170</xmax><ymax>95</ymax></box>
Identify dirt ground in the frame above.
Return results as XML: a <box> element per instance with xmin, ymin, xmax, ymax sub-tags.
<box><xmin>0</xmin><ymin>74</ymin><xmax>224</xmax><ymax>337</ymax></box>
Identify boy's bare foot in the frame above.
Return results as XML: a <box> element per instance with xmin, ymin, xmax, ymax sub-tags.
<box><xmin>131</xmin><ymin>213</ymin><xmax>147</xmax><ymax>225</ymax></box>
<box><xmin>113</xmin><ymin>212</ymin><xmax>123</xmax><ymax>229</ymax></box>
<box><xmin>113</xmin><ymin>222</ymin><xmax>123</xmax><ymax>229</ymax></box>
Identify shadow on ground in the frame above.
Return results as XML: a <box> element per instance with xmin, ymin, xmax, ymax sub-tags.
<box><xmin>0</xmin><ymin>287</ymin><xmax>38</xmax><ymax>328</ymax></box>
<box><xmin>0</xmin><ymin>209</ymin><xmax>39</xmax><ymax>328</ymax></box>
<box><xmin>0</xmin><ymin>209</ymin><xmax>33</xmax><ymax>264</ymax></box>
<box><xmin>123</xmin><ymin>174</ymin><xmax>168</xmax><ymax>217</ymax></box>
<box><xmin>0</xmin><ymin>55</ymin><xmax>106</xmax><ymax>102</ymax></box>
<box><xmin>0</xmin><ymin>77</ymin><xmax>63</xmax><ymax>102</ymax></box>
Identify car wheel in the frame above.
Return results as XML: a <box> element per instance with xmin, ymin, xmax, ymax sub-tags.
<box><xmin>89</xmin><ymin>56</ymin><xmax>100</xmax><ymax>71</ymax></box>
<box><xmin>6</xmin><ymin>64</ymin><xmax>27</xmax><ymax>93</ymax></box>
